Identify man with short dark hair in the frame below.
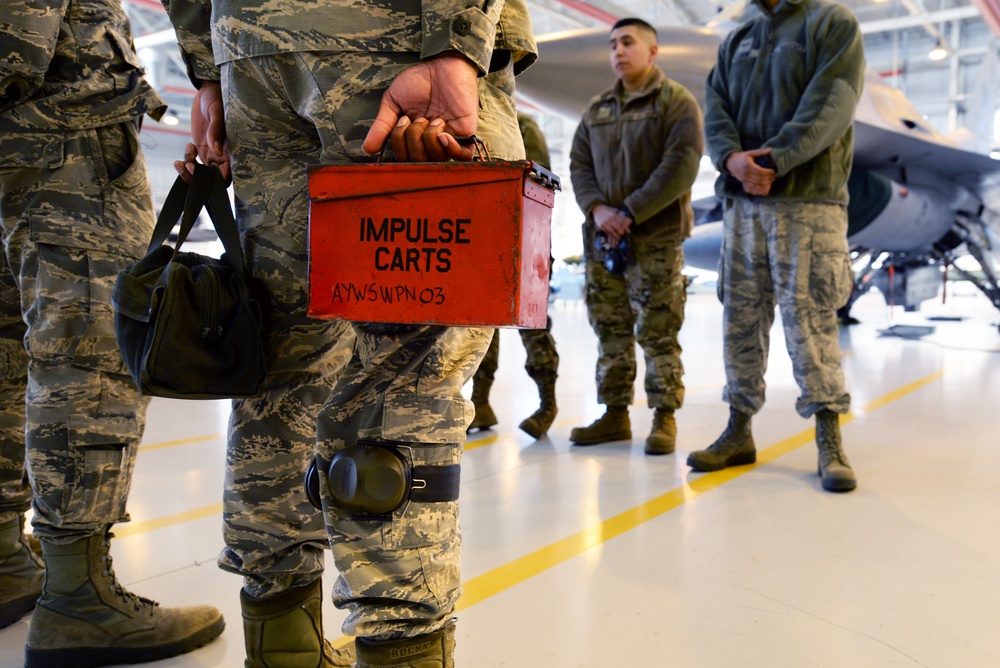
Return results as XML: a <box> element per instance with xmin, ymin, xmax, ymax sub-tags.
<box><xmin>569</xmin><ymin>17</ymin><xmax>703</xmax><ymax>455</ymax></box>
<box><xmin>689</xmin><ymin>0</ymin><xmax>865</xmax><ymax>492</ymax></box>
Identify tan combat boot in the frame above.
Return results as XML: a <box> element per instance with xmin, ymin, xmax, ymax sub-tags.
<box><xmin>816</xmin><ymin>409</ymin><xmax>857</xmax><ymax>492</ymax></box>
<box><xmin>519</xmin><ymin>375</ymin><xmax>557</xmax><ymax>439</ymax></box>
<box><xmin>644</xmin><ymin>408</ymin><xmax>677</xmax><ymax>455</ymax></box>
<box><xmin>569</xmin><ymin>406</ymin><xmax>631</xmax><ymax>445</ymax></box>
<box><xmin>0</xmin><ymin>513</ymin><xmax>44</xmax><ymax>629</ymax></box>
<box><xmin>242</xmin><ymin>578</ymin><xmax>354</xmax><ymax>667</ymax></box>
<box><xmin>24</xmin><ymin>530</ymin><xmax>224</xmax><ymax>668</ymax></box>
<box><xmin>687</xmin><ymin>406</ymin><xmax>756</xmax><ymax>471</ymax></box>
<box><xmin>355</xmin><ymin>622</ymin><xmax>456</xmax><ymax>668</ymax></box>
<box><xmin>467</xmin><ymin>377</ymin><xmax>497</xmax><ymax>431</ymax></box>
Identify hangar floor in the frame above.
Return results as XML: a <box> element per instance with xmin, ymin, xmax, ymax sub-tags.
<box><xmin>2</xmin><ymin>284</ymin><xmax>999</xmax><ymax>667</ymax></box>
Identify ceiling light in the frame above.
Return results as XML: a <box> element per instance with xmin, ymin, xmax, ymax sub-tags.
<box><xmin>928</xmin><ymin>41</ymin><xmax>947</xmax><ymax>61</ymax></box>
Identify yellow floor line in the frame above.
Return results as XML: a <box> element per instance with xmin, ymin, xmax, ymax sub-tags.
<box><xmin>853</xmin><ymin>369</ymin><xmax>944</xmax><ymax>415</ymax></box>
<box><xmin>139</xmin><ymin>433</ymin><xmax>224</xmax><ymax>452</ymax></box>
<box><xmin>456</xmin><ymin>368</ymin><xmax>944</xmax><ymax>610</ymax></box>
<box><xmin>118</xmin><ymin>369</ymin><xmax>944</xmax><ymax>618</ymax></box>
<box><xmin>113</xmin><ymin>503</ymin><xmax>223</xmax><ymax>538</ymax></box>
<box><xmin>465</xmin><ymin>434</ymin><xmax>498</xmax><ymax>451</ymax></box>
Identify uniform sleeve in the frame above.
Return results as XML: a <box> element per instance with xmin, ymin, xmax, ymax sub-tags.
<box><xmin>0</xmin><ymin>0</ymin><xmax>70</xmax><ymax>112</ymax></box>
<box><xmin>624</xmin><ymin>87</ymin><xmax>704</xmax><ymax>225</ymax></box>
<box><xmin>569</xmin><ymin>111</ymin><xmax>604</xmax><ymax>218</ymax></box>
<box><xmin>496</xmin><ymin>0</ymin><xmax>538</xmax><ymax>75</ymax></box>
<box><xmin>160</xmin><ymin>0</ymin><xmax>219</xmax><ymax>85</ymax></box>
<box><xmin>703</xmin><ymin>39</ymin><xmax>743</xmax><ymax>174</ymax></box>
<box><xmin>764</xmin><ymin>6</ymin><xmax>865</xmax><ymax>175</ymax></box>
<box><xmin>421</xmin><ymin>0</ymin><xmax>503</xmax><ymax>75</ymax></box>
<box><xmin>518</xmin><ymin>113</ymin><xmax>550</xmax><ymax>169</ymax></box>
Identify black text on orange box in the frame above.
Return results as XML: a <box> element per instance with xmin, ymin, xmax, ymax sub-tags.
<box><xmin>307</xmin><ymin>160</ymin><xmax>559</xmax><ymax>327</ymax></box>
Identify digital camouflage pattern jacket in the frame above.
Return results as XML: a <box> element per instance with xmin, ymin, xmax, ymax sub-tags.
<box><xmin>161</xmin><ymin>0</ymin><xmax>537</xmax><ymax>86</ymax></box>
<box><xmin>0</xmin><ymin>0</ymin><xmax>165</xmax><ymax>132</ymax></box>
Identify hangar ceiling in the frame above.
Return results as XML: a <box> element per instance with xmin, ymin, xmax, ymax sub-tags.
<box><xmin>124</xmin><ymin>0</ymin><xmax>999</xmax><ymax>173</ymax></box>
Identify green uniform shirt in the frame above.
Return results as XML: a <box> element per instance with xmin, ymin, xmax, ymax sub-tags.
<box><xmin>705</xmin><ymin>0</ymin><xmax>865</xmax><ymax>203</ymax></box>
<box><xmin>570</xmin><ymin>66</ymin><xmax>704</xmax><ymax>241</ymax></box>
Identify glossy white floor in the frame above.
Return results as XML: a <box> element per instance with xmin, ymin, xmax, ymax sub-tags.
<box><xmin>2</xmin><ymin>284</ymin><xmax>999</xmax><ymax>668</ymax></box>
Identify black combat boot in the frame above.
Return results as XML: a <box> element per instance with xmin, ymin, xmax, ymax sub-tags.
<box><xmin>644</xmin><ymin>408</ymin><xmax>677</xmax><ymax>455</ymax></box>
<box><xmin>467</xmin><ymin>376</ymin><xmax>497</xmax><ymax>431</ymax></box>
<box><xmin>0</xmin><ymin>513</ymin><xmax>44</xmax><ymax>629</ymax></box>
<box><xmin>25</xmin><ymin>530</ymin><xmax>225</xmax><ymax>668</ymax></box>
<box><xmin>355</xmin><ymin>623</ymin><xmax>456</xmax><ymax>668</ymax></box>
<box><xmin>242</xmin><ymin>578</ymin><xmax>354</xmax><ymax>667</ymax></box>
<box><xmin>519</xmin><ymin>375</ymin><xmax>557</xmax><ymax>439</ymax></box>
<box><xmin>815</xmin><ymin>409</ymin><xmax>857</xmax><ymax>492</ymax></box>
<box><xmin>570</xmin><ymin>406</ymin><xmax>631</xmax><ymax>445</ymax></box>
<box><xmin>687</xmin><ymin>406</ymin><xmax>756</xmax><ymax>471</ymax></box>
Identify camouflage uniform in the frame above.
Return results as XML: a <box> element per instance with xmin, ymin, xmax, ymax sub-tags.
<box><xmin>704</xmin><ymin>0</ymin><xmax>865</xmax><ymax>418</ymax></box>
<box><xmin>0</xmin><ymin>0</ymin><xmax>166</xmax><ymax>540</ymax></box>
<box><xmin>472</xmin><ymin>112</ymin><xmax>558</xmax><ymax>392</ymax></box>
<box><xmin>570</xmin><ymin>66</ymin><xmax>703</xmax><ymax>411</ymax></box>
<box><xmin>583</xmin><ymin>228</ymin><xmax>687</xmax><ymax>409</ymax></box>
<box><xmin>718</xmin><ymin>199</ymin><xmax>852</xmax><ymax>417</ymax></box>
<box><xmin>163</xmin><ymin>0</ymin><xmax>536</xmax><ymax>640</ymax></box>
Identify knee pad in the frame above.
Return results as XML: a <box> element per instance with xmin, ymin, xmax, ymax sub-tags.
<box><xmin>304</xmin><ymin>440</ymin><xmax>460</xmax><ymax>519</ymax></box>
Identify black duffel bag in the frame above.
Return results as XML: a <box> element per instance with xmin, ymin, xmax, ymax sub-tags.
<box><xmin>113</xmin><ymin>163</ymin><xmax>268</xmax><ymax>399</ymax></box>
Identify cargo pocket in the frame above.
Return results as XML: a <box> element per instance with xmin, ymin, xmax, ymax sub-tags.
<box><xmin>381</xmin><ymin>450</ymin><xmax>461</xmax><ymax>609</ymax></box>
<box><xmin>61</xmin><ymin>413</ymin><xmax>136</xmax><ymax>525</ymax></box>
<box><xmin>378</xmin><ymin>394</ymin><xmax>463</xmax><ymax>550</ymax></box>
<box><xmin>808</xmin><ymin>231</ymin><xmax>852</xmax><ymax>311</ymax></box>
<box><xmin>25</xmin><ymin>235</ymin><xmax>131</xmax><ymax>376</ymax></box>
<box><xmin>0</xmin><ymin>337</ymin><xmax>27</xmax><ymax>382</ymax></box>
<box><xmin>0</xmin><ymin>134</ymin><xmax>65</xmax><ymax>173</ymax></box>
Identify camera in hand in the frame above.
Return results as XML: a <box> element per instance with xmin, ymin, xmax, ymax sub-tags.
<box><xmin>753</xmin><ymin>154</ymin><xmax>777</xmax><ymax>171</ymax></box>
<box><xmin>594</xmin><ymin>231</ymin><xmax>630</xmax><ymax>275</ymax></box>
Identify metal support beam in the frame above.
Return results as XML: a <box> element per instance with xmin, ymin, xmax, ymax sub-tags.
<box><xmin>860</xmin><ymin>6</ymin><xmax>982</xmax><ymax>36</ymax></box>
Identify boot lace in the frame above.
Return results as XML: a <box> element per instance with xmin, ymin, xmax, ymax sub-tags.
<box><xmin>100</xmin><ymin>536</ymin><xmax>158</xmax><ymax>615</ymax></box>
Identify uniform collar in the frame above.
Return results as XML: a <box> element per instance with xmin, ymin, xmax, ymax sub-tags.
<box><xmin>609</xmin><ymin>65</ymin><xmax>666</xmax><ymax>104</ymax></box>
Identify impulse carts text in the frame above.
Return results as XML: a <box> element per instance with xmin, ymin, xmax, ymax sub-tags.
<box><xmin>362</xmin><ymin>216</ymin><xmax>471</xmax><ymax>272</ymax></box>
<box><xmin>327</xmin><ymin>216</ymin><xmax>473</xmax><ymax>306</ymax></box>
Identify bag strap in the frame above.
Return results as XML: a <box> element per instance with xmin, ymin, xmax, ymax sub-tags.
<box><xmin>203</xmin><ymin>169</ymin><xmax>245</xmax><ymax>272</ymax></box>
<box><xmin>146</xmin><ymin>164</ymin><xmax>246</xmax><ymax>273</ymax></box>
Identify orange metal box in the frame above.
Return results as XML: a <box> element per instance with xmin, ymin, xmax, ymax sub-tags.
<box><xmin>307</xmin><ymin>160</ymin><xmax>559</xmax><ymax>328</ymax></box>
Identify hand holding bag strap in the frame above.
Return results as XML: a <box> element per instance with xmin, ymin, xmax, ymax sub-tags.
<box><xmin>144</xmin><ymin>164</ymin><xmax>245</xmax><ymax>271</ymax></box>
<box><xmin>173</xmin><ymin>164</ymin><xmax>216</xmax><ymax>248</ymax></box>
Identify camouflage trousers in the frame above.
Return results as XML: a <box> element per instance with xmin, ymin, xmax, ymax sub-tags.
<box><xmin>222</xmin><ymin>51</ymin><xmax>520</xmax><ymax>638</ymax></box>
<box><xmin>0</xmin><ymin>123</ymin><xmax>153</xmax><ymax>540</ymax></box>
<box><xmin>473</xmin><ymin>317</ymin><xmax>559</xmax><ymax>386</ymax></box>
<box><xmin>718</xmin><ymin>198</ymin><xmax>852</xmax><ymax>418</ymax></box>
<box><xmin>582</xmin><ymin>223</ymin><xmax>686</xmax><ymax>410</ymax></box>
